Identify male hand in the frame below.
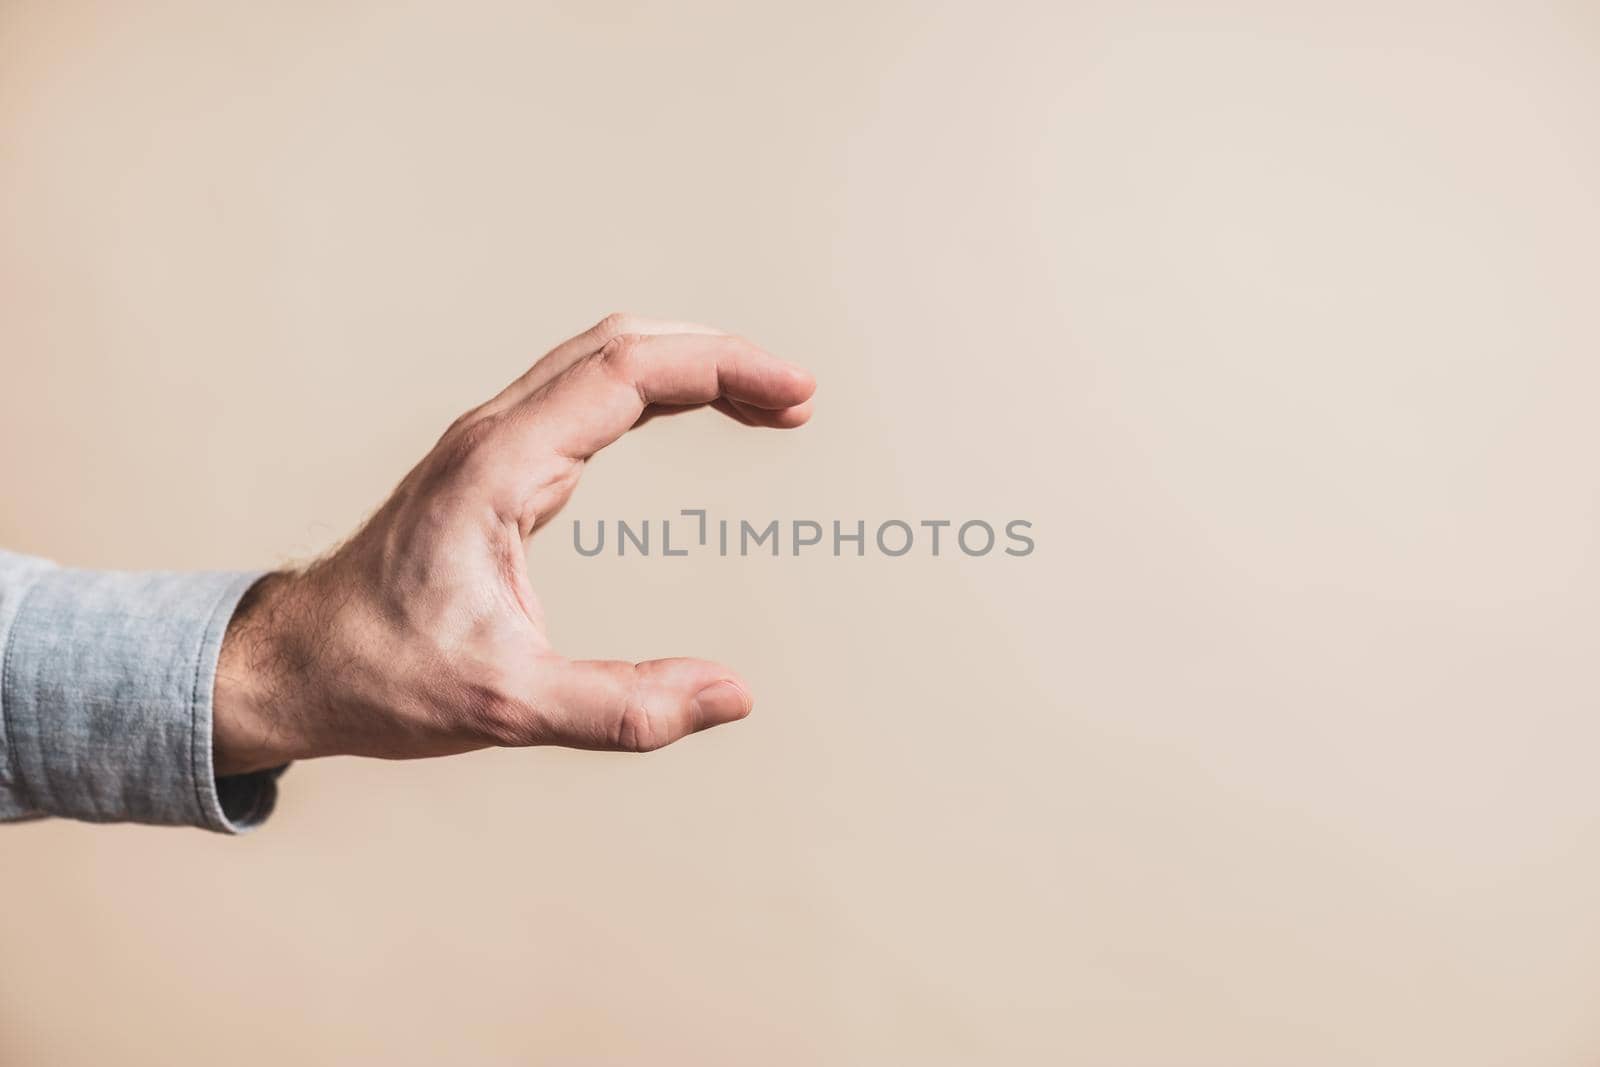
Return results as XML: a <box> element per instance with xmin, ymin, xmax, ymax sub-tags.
<box><xmin>212</xmin><ymin>315</ymin><xmax>816</xmax><ymax>776</ymax></box>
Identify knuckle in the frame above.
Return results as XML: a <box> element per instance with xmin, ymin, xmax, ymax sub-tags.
<box><xmin>605</xmin><ymin>665</ymin><xmax>661</xmax><ymax>753</ymax></box>
<box><xmin>613</xmin><ymin>700</ymin><xmax>662</xmax><ymax>753</ymax></box>
<box><xmin>444</xmin><ymin>402</ymin><xmax>488</xmax><ymax>435</ymax></box>
<box><xmin>455</xmin><ymin>410</ymin><xmax>503</xmax><ymax>455</ymax></box>
<box><xmin>429</xmin><ymin>413</ymin><xmax>503</xmax><ymax>485</ymax></box>
<box><xmin>439</xmin><ymin>406</ymin><xmax>491</xmax><ymax>449</ymax></box>
<box><xmin>595</xmin><ymin>333</ymin><xmax>643</xmax><ymax>379</ymax></box>
<box><xmin>595</xmin><ymin>311</ymin><xmax>637</xmax><ymax>340</ymax></box>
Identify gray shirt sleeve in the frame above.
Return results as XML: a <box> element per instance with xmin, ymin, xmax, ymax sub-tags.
<box><xmin>0</xmin><ymin>548</ymin><xmax>284</xmax><ymax>833</ymax></box>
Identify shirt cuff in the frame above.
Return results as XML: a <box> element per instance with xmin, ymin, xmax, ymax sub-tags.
<box><xmin>1</xmin><ymin>564</ymin><xmax>285</xmax><ymax>833</ymax></box>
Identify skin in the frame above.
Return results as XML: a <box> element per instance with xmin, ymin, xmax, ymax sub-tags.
<box><xmin>212</xmin><ymin>314</ymin><xmax>816</xmax><ymax>776</ymax></box>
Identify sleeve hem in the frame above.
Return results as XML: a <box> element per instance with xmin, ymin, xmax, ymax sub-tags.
<box><xmin>188</xmin><ymin>571</ymin><xmax>285</xmax><ymax>834</ymax></box>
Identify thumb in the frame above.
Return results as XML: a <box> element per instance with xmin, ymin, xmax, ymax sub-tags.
<box><xmin>527</xmin><ymin>656</ymin><xmax>753</xmax><ymax>752</ymax></box>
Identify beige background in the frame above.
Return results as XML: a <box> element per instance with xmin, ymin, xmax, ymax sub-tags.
<box><xmin>2</xmin><ymin>1</ymin><xmax>1599</xmax><ymax>1063</ymax></box>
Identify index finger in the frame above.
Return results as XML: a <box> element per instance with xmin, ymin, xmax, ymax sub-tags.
<box><xmin>484</xmin><ymin>313</ymin><xmax>728</xmax><ymax>417</ymax></box>
<box><xmin>515</xmin><ymin>332</ymin><xmax>816</xmax><ymax>460</ymax></box>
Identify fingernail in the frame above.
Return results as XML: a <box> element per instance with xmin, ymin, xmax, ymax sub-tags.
<box><xmin>693</xmin><ymin>680</ymin><xmax>751</xmax><ymax>722</ymax></box>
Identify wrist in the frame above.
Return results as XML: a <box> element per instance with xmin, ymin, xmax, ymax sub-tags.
<box><xmin>213</xmin><ymin>571</ymin><xmax>319</xmax><ymax>775</ymax></box>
